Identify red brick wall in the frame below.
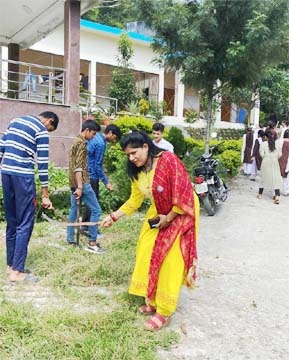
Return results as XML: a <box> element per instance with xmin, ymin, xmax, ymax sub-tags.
<box><xmin>0</xmin><ymin>99</ymin><xmax>81</xmax><ymax>167</ymax></box>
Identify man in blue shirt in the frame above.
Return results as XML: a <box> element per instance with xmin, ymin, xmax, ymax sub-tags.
<box><xmin>82</xmin><ymin>124</ymin><xmax>121</xmax><ymax>232</ymax></box>
<box><xmin>0</xmin><ymin>111</ymin><xmax>59</xmax><ymax>282</ymax></box>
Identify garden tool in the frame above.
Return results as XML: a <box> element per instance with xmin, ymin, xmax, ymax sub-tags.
<box><xmin>41</xmin><ymin>212</ymin><xmax>100</xmax><ymax>227</ymax></box>
<box><xmin>76</xmin><ymin>199</ymin><xmax>80</xmax><ymax>246</ymax></box>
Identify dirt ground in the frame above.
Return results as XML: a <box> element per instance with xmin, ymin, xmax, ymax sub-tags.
<box><xmin>158</xmin><ymin>174</ymin><xmax>289</xmax><ymax>360</ymax></box>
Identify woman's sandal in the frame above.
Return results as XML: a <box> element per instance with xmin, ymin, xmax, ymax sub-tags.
<box><xmin>144</xmin><ymin>313</ymin><xmax>171</xmax><ymax>331</ymax></box>
<box><xmin>256</xmin><ymin>194</ymin><xmax>262</xmax><ymax>199</ymax></box>
<box><xmin>139</xmin><ymin>304</ymin><xmax>156</xmax><ymax>316</ymax></box>
<box><xmin>274</xmin><ymin>196</ymin><xmax>280</xmax><ymax>204</ymax></box>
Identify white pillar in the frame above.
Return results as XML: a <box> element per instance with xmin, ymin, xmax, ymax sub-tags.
<box><xmin>89</xmin><ymin>60</ymin><xmax>97</xmax><ymax>97</ymax></box>
<box><xmin>174</xmin><ymin>71</ymin><xmax>184</xmax><ymax>118</ymax></box>
<box><xmin>230</xmin><ymin>103</ymin><xmax>238</xmax><ymax>123</ymax></box>
<box><xmin>158</xmin><ymin>68</ymin><xmax>164</xmax><ymax>103</ymax></box>
<box><xmin>249</xmin><ymin>92</ymin><xmax>260</xmax><ymax>129</ymax></box>
<box><xmin>214</xmin><ymin>92</ymin><xmax>222</xmax><ymax>124</ymax></box>
<box><xmin>1</xmin><ymin>46</ymin><xmax>8</xmax><ymax>93</ymax></box>
<box><xmin>0</xmin><ymin>47</ymin><xmax>2</xmax><ymax>93</ymax></box>
<box><xmin>213</xmin><ymin>80</ymin><xmax>222</xmax><ymax>125</ymax></box>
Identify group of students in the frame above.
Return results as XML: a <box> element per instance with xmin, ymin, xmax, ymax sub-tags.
<box><xmin>241</xmin><ymin>120</ymin><xmax>289</xmax><ymax>204</ymax></box>
<box><xmin>0</xmin><ymin>113</ymin><xmax>197</xmax><ymax>332</ymax></box>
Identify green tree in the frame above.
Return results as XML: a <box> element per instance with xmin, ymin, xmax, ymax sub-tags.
<box><xmin>222</xmin><ymin>65</ymin><xmax>289</xmax><ymax>122</ymax></box>
<box><xmin>259</xmin><ymin>67</ymin><xmax>289</xmax><ymax>119</ymax></box>
<box><xmin>108</xmin><ymin>33</ymin><xmax>138</xmax><ymax>110</ymax></box>
<box><xmin>167</xmin><ymin>127</ymin><xmax>186</xmax><ymax>158</ymax></box>
<box><xmin>139</xmin><ymin>0</ymin><xmax>289</xmax><ymax>152</ymax></box>
<box><xmin>82</xmin><ymin>0</ymin><xmax>141</xmax><ymax>29</ymax></box>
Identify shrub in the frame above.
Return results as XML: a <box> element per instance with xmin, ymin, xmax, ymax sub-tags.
<box><xmin>216</xmin><ymin>149</ymin><xmax>242</xmax><ymax>177</ymax></box>
<box><xmin>184</xmin><ymin>110</ymin><xmax>199</xmax><ymax>123</ymax></box>
<box><xmin>148</xmin><ymin>100</ymin><xmax>169</xmax><ymax>121</ymax></box>
<box><xmin>114</xmin><ymin>115</ymin><xmax>153</xmax><ymax>134</ymax></box>
<box><xmin>34</xmin><ymin>164</ymin><xmax>70</xmax><ymax>220</ymax></box>
<box><xmin>167</xmin><ymin>127</ymin><xmax>186</xmax><ymax>157</ymax></box>
<box><xmin>216</xmin><ymin>139</ymin><xmax>242</xmax><ymax>153</ymax></box>
<box><xmin>139</xmin><ymin>98</ymin><xmax>149</xmax><ymax>115</ymax></box>
<box><xmin>101</xmin><ymin>143</ymin><xmax>131</xmax><ymax>212</ymax></box>
<box><xmin>184</xmin><ymin>137</ymin><xmax>204</xmax><ymax>154</ymax></box>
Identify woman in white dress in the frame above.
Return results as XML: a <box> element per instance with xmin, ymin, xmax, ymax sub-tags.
<box><xmin>257</xmin><ymin>130</ymin><xmax>282</xmax><ymax>204</ymax></box>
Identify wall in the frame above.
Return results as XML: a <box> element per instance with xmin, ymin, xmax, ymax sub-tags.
<box><xmin>31</xmin><ymin>25</ymin><xmax>161</xmax><ymax>75</ymax></box>
<box><xmin>0</xmin><ymin>99</ymin><xmax>81</xmax><ymax>167</ymax></box>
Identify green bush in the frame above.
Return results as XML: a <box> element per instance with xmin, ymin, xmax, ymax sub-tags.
<box><xmin>34</xmin><ymin>164</ymin><xmax>70</xmax><ymax>220</ymax></box>
<box><xmin>167</xmin><ymin>127</ymin><xmax>186</xmax><ymax>157</ymax></box>
<box><xmin>182</xmin><ymin>138</ymin><xmax>242</xmax><ymax>180</ymax></box>
<box><xmin>35</xmin><ymin>163</ymin><xmax>68</xmax><ymax>192</ymax></box>
<box><xmin>216</xmin><ymin>149</ymin><xmax>242</xmax><ymax>177</ymax></box>
<box><xmin>101</xmin><ymin>143</ymin><xmax>131</xmax><ymax>212</ymax></box>
<box><xmin>114</xmin><ymin>115</ymin><xmax>153</xmax><ymax>134</ymax></box>
<box><xmin>216</xmin><ymin>139</ymin><xmax>242</xmax><ymax>153</ymax></box>
<box><xmin>184</xmin><ymin>137</ymin><xmax>204</xmax><ymax>154</ymax></box>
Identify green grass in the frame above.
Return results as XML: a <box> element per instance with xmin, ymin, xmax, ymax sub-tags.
<box><xmin>0</xmin><ymin>213</ymin><xmax>178</xmax><ymax>359</ymax></box>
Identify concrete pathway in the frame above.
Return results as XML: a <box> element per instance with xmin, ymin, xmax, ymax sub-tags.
<box><xmin>158</xmin><ymin>175</ymin><xmax>289</xmax><ymax>360</ymax></box>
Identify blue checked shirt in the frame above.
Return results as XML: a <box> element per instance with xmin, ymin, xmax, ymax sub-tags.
<box><xmin>87</xmin><ymin>133</ymin><xmax>108</xmax><ymax>185</ymax></box>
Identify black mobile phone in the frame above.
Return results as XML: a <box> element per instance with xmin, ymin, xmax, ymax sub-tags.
<box><xmin>148</xmin><ymin>216</ymin><xmax>160</xmax><ymax>229</ymax></box>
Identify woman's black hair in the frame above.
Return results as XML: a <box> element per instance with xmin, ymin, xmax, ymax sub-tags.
<box><xmin>284</xmin><ymin>129</ymin><xmax>289</xmax><ymax>139</ymax></box>
<box><xmin>120</xmin><ymin>130</ymin><xmax>164</xmax><ymax>180</ymax></box>
<box><xmin>264</xmin><ymin>129</ymin><xmax>276</xmax><ymax>152</ymax></box>
<box><xmin>258</xmin><ymin>129</ymin><xmax>265</xmax><ymax>138</ymax></box>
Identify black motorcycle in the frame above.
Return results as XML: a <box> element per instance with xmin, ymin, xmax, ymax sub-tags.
<box><xmin>193</xmin><ymin>143</ymin><xmax>228</xmax><ymax>216</ymax></box>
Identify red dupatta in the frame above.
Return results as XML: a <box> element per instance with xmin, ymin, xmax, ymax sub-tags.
<box><xmin>147</xmin><ymin>151</ymin><xmax>197</xmax><ymax>301</ymax></box>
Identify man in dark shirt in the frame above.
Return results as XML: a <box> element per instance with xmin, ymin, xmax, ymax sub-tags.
<box><xmin>67</xmin><ymin>120</ymin><xmax>105</xmax><ymax>254</ymax></box>
<box><xmin>82</xmin><ymin>124</ymin><xmax>121</xmax><ymax>236</ymax></box>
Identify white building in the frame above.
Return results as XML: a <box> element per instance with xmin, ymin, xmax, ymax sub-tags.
<box><xmin>28</xmin><ymin>19</ymin><xmax>201</xmax><ymax>123</ymax></box>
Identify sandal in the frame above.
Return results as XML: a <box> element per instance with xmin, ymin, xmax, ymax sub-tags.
<box><xmin>144</xmin><ymin>313</ymin><xmax>171</xmax><ymax>331</ymax></box>
<box><xmin>257</xmin><ymin>194</ymin><xmax>262</xmax><ymax>199</ymax></box>
<box><xmin>274</xmin><ymin>196</ymin><xmax>280</xmax><ymax>204</ymax></box>
<box><xmin>139</xmin><ymin>304</ymin><xmax>156</xmax><ymax>316</ymax></box>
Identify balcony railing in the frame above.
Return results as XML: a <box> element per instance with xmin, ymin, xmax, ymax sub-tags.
<box><xmin>79</xmin><ymin>92</ymin><xmax>118</xmax><ymax>118</ymax></box>
<box><xmin>0</xmin><ymin>59</ymin><xmax>118</xmax><ymax>116</ymax></box>
<box><xmin>0</xmin><ymin>59</ymin><xmax>66</xmax><ymax>105</ymax></box>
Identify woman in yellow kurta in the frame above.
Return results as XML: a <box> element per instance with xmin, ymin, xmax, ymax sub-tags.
<box><xmin>100</xmin><ymin>131</ymin><xmax>199</xmax><ymax>331</ymax></box>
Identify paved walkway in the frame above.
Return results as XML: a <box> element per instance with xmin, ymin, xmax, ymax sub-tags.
<box><xmin>158</xmin><ymin>175</ymin><xmax>289</xmax><ymax>360</ymax></box>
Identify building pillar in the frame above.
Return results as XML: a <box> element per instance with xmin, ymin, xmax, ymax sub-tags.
<box><xmin>8</xmin><ymin>43</ymin><xmax>20</xmax><ymax>99</ymax></box>
<box><xmin>158</xmin><ymin>68</ymin><xmax>164</xmax><ymax>103</ymax></box>
<box><xmin>0</xmin><ymin>47</ymin><xmax>2</xmax><ymax>93</ymax></box>
<box><xmin>64</xmin><ymin>0</ymin><xmax>80</xmax><ymax>106</ymax></box>
<box><xmin>1</xmin><ymin>46</ymin><xmax>9</xmax><ymax>94</ymax></box>
<box><xmin>214</xmin><ymin>93</ymin><xmax>222</xmax><ymax>125</ymax></box>
<box><xmin>250</xmin><ymin>95</ymin><xmax>260</xmax><ymax>129</ymax></box>
<box><xmin>230</xmin><ymin>103</ymin><xmax>238</xmax><ymax>123</ymax></box>
<box><xmin>174</xmin><ymin>71</ymin><xmax>184</xmax><ymax>118</ymax></box>
<box><xmin>89</xmin><ymin>61</ymin><xmax>97</xmax><ymax>97</ymax></box>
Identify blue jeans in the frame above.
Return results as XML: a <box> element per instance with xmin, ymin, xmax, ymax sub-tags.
<box><xmin>22</xmin><ymin>72</ymin><xmax>37</xmax><ymax>92</ymax></box>
<box><xmin>2</xmin><ymin>174</ymin><xmax>36</xmax><ymax>272</ymax></box>
<box><xmin>67</xmin><ymin>183</ymin><xmax>101</xmax><ymax>243</ymax></box>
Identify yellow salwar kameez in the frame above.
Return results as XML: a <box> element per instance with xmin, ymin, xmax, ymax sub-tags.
<box><xmin>120</xmin><ymin>168</ymin><xmax>200</xmax><ymax>317</ymax></box>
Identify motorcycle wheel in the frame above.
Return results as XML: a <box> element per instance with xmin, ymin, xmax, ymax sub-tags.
<box><xmin>202</xmin><ymin>194</ymin><xmax>216</xmax><ymax>216</ymax></box>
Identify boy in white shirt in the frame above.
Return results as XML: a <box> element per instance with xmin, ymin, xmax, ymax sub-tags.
<box><xmin>152</xmin><ymin>122</ymin><xmax>174</xmax><ymax>153</ymax></box>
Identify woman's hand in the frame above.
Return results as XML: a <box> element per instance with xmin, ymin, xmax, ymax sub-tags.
<box><xmin>157</xmin><ymin>214</ymin><xmax>172</xmax><ymax>229</ymax></box>
<box><xmin>100</xmin><ymin>215</ymin><xmax>114</xmax><ymax>228</ymax></box>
